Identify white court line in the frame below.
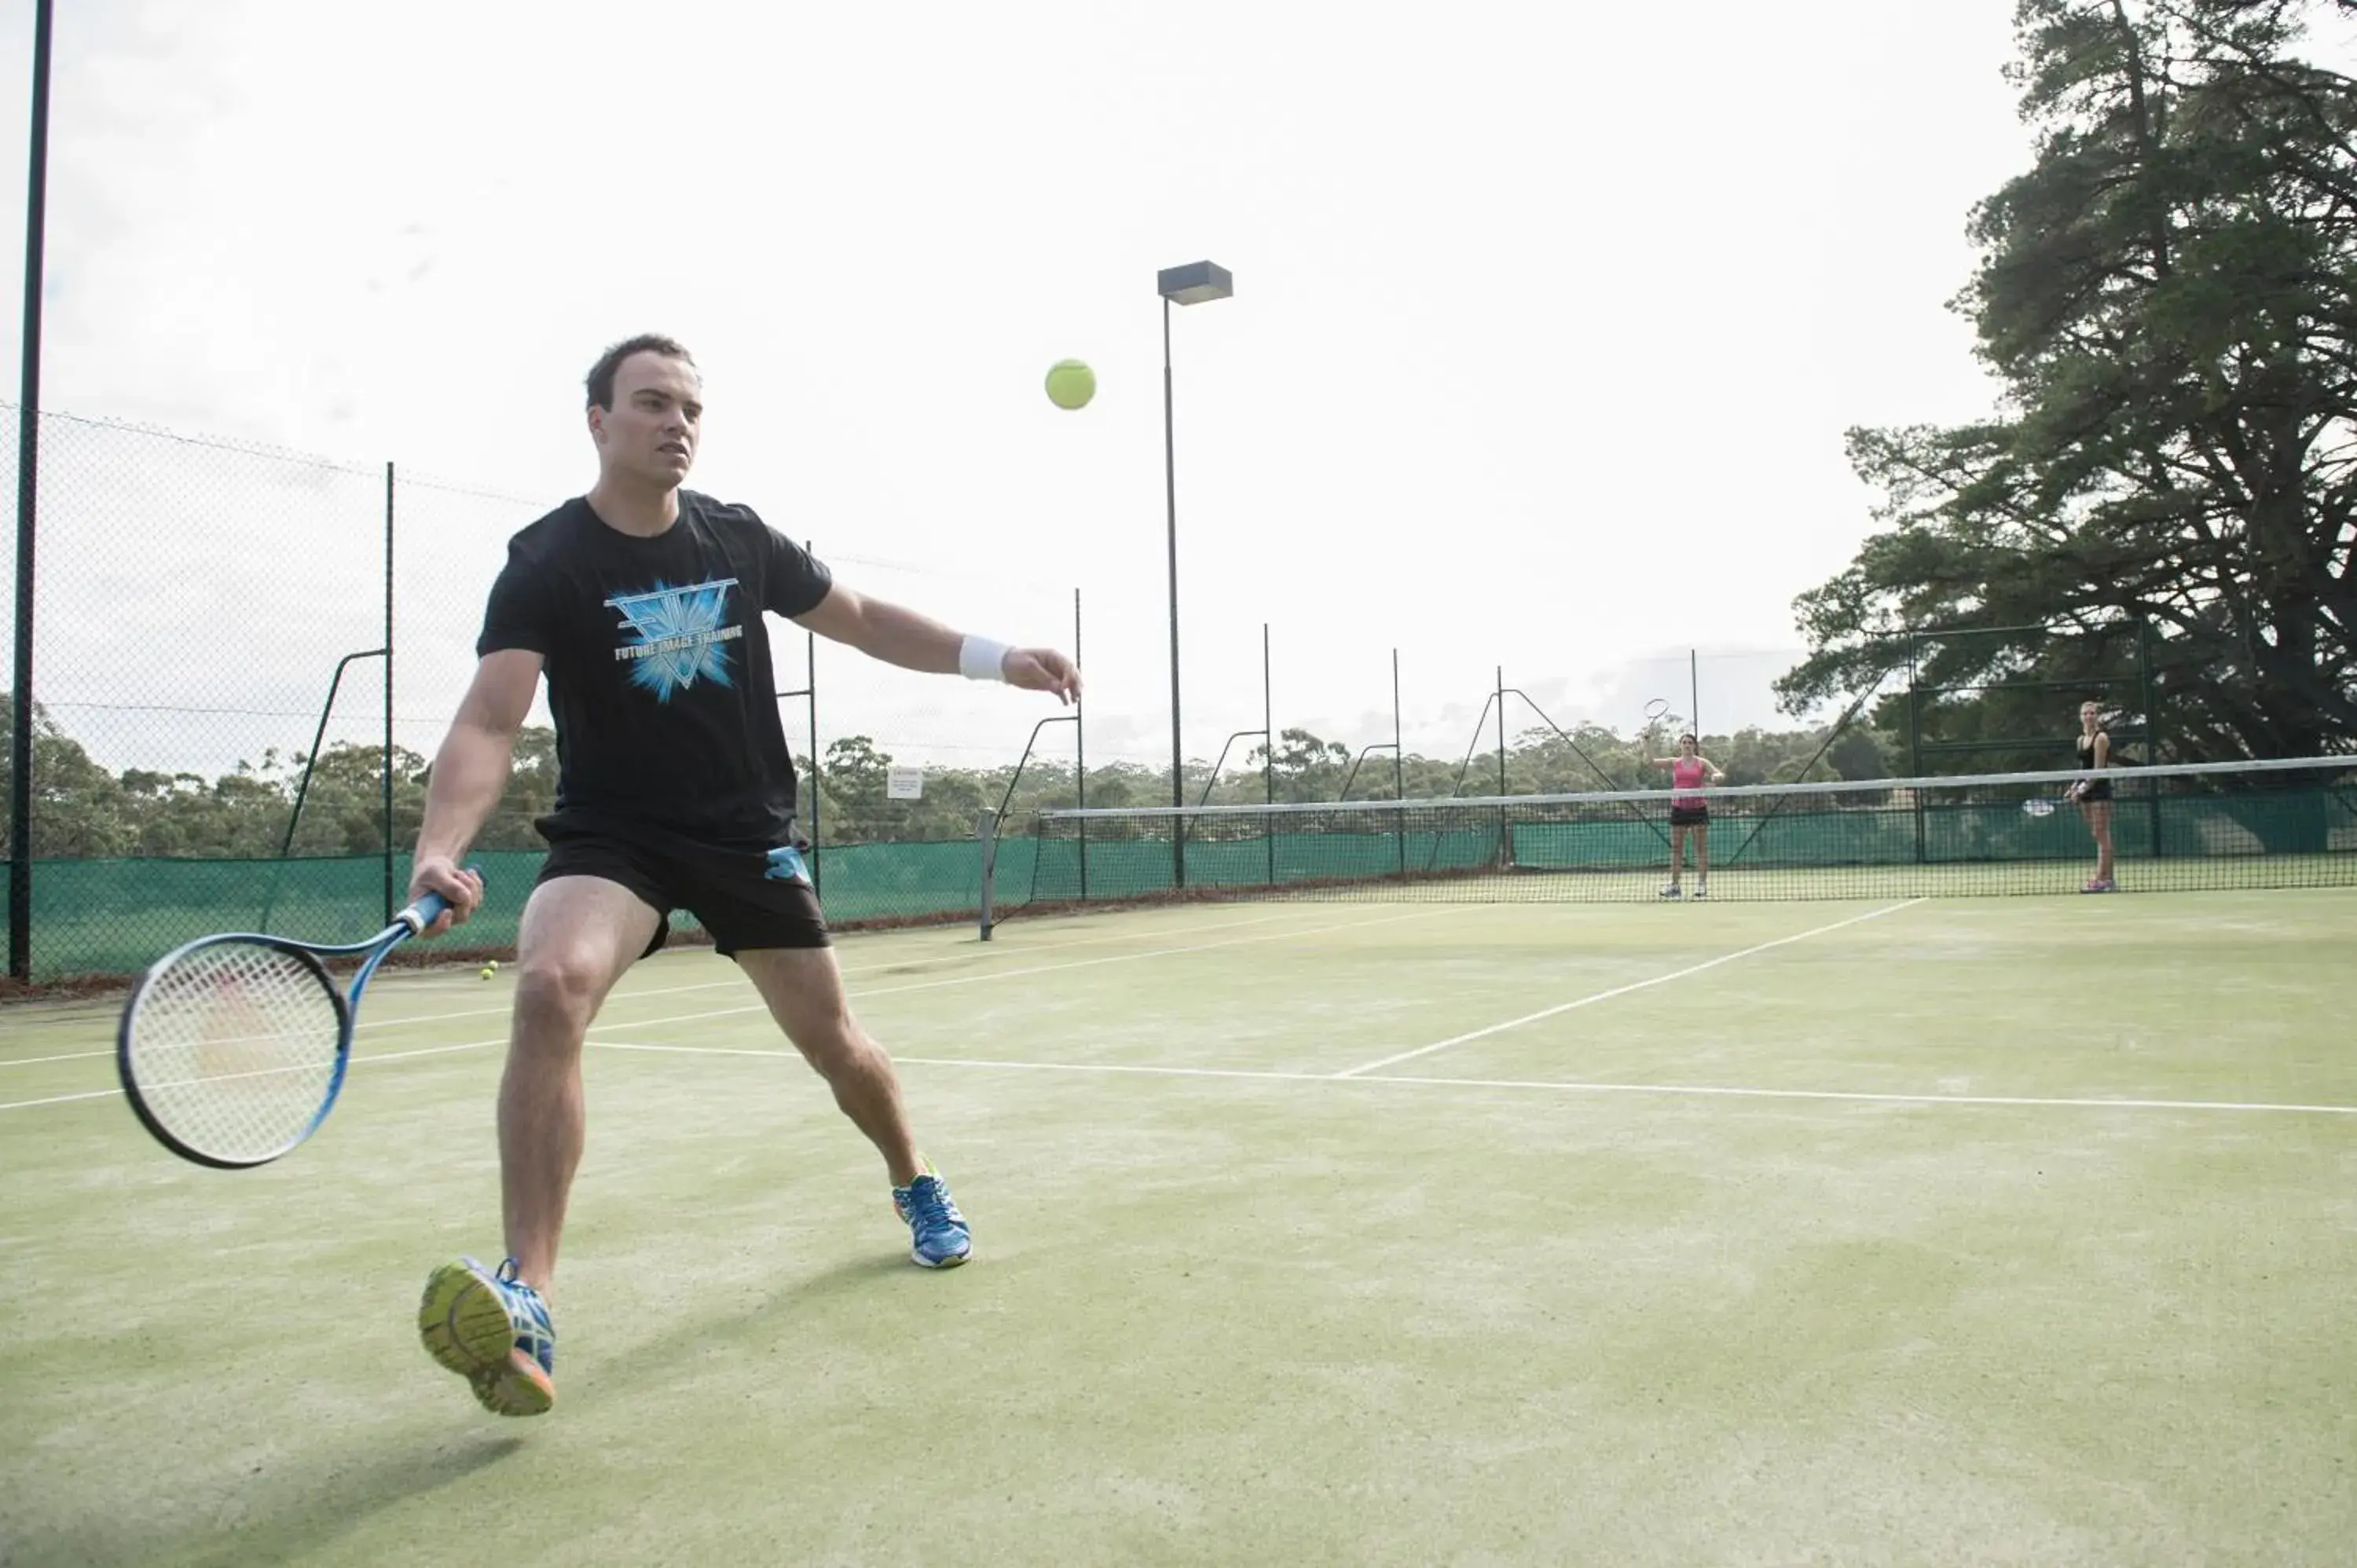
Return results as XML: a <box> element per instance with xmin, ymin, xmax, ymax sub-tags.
<box><xmin>590</xmin><ymin>1039</ymin><xmax>1340</xmax><ymax>1080</ymax></box>
<box><xmin>0</xmin><ymin>905</ymin><xmax>1464</xmax><ymax>1112</ymax></box>
<box><xmin>0</xmin><ymin>1086</ymin><xmax>120</xmax><ymax>1111</ymax></box>
<box><xmin>575</xmin><ymin>904</ymin><xmax>1475</xmax><ymax>1035</ymax></box>
<box><xmin>592</xmin><ymin>1041</ymin><xmax>809</xmax><ymax>1061</ymax></box>
<box><xmin>0</xmin><ymin>905</ymin><xmax>1327</xmax><ymax>1070</ymax></box>
<box><xmin>582</xmin><ymin>1041</ymin><xmax>2357</xmax><ymax>1118</ymax></box>
<box><xmin>1358</xmin><ymin>1072</ymin><xmax>2357</xmax><ymax>1116</ymax></box>
<box><xmin>370</xmin><ymin>918</ymin><xmax>1289</xmax><ymax>1031</ymax></box>
<box><xmin>361</xmin><ymin>904</ymin><xmax>1303</xmax><ymax>1026</ymax></box>
<box><xmin>0</xmin><ymin>1039</ymin><xmax>514</xmax><ymax>1113</ymax></box>
<box><xmin>1332</xmin><ymin>899</ymin><xmax>1926</xmax><ymax>1079</ymax></box>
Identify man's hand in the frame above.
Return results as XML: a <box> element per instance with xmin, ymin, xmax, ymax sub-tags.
<box><xmin>408</xmin><ymin>856</ymin><xmax>486</xmax><ymax>939</ymax></box>
<box><xmin>1004</xmin><ymin>647</ymin><xmax>1083</xmax><ymax>705</ymax></box>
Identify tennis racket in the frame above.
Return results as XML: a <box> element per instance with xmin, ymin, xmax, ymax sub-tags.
<box><xmin>115</xmin><ymin>872</ymin><xmax>480</xmax><ymax>1169</ymax></box>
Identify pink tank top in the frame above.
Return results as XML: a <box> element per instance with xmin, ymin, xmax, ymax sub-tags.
<box><xmin>1671</xmin><ymin>757</ymin><xmax>1707</xmax><ymax>806</ymax></box>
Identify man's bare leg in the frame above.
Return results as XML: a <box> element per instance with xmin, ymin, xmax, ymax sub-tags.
<box><xmin>418</xmin><ymin>875</ymin><xmax>661</xmax><ymax>1415</ymax></box>
<box><xmin>498</xmin><ymin>876</ymin><xmax>663</xmax><ymax>1291</ymax></box>
<box><xmin>735</xmin><ymin>945</ymin><xmax>969</xmax><ymax>1266</ymax></box>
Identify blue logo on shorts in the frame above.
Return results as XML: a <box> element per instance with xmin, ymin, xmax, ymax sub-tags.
<box><xmin>764</xmin><ymin>845</ymin><xmax>811</xmax><ymax>886</ymax></box>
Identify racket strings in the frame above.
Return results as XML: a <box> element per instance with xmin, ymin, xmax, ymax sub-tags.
<box><xmin>126</xmin><ymin>940</ymin><xmax>344</xmax><ymax>1163</ymax></box>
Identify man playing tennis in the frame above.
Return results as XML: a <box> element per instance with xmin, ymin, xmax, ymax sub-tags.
<box><xmin>404</xmin><ymin>335</ymin><xmax>1081</xmax><ymax>1418</ymax></box>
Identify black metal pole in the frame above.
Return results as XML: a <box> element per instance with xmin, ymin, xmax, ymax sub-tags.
<box><xmin>1393</xmin><ymin>647</ymin><xmax>1406</xmax><ymax>877</ymax></box>
<box><xmin>265</xmin><ymin>647</ymin><xmax>386</xmax><ymax>930</ymax></box>
<box><xmin>1494</xmin><ymin>665</ymin><xmax>1507</xmax><ymax>796</ymax></box>
<box><xmin>1075</xmin><ymin>587</ymin><xmax>1088</xmax><ymax>900</ymax></box>
<box><xmin>2139</xmin><ymin>614</ymin><xmax>2162</xmax><ymax>858</ymax></box>
<box><xmin>1263</xmin><ymin>621</ymin><xmax>1274</xmax><ymax>886</ymax></box>
<box><xmin>7</xmin><ymin>0</ymin><xmax>54</xmax><ymax>984</ymax></box>
<box><xmin>1495</xmin><ymin>664</ymin><xmax>1508</xmax><ymax>870</ymax></box>
<box><xmin>1906</xmin><ymin>635</ymin><xmax>1926</xmax><ymax>864</ymax></box>
<box><xmin>1200</xmin><ymin>731</ymin><xmax>1265</xmax><ymax>808</ymax></box>
<box><xmin>278</xmin><ymin>651</ymin><xmax>387</xmax><ymax>862</ymax></box>
<box><xmin>1163</xmin><ymin>297</ymin><xmax>1185</xmax><ymax>890</ymax></box>
<box><xmin>383</xmin><ymin>460</ymin><xmax>396</xmax><ymax>925</ymax></box>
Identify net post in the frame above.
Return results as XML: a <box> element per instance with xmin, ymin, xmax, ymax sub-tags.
<box><xmin>977</xmin><ymin>808</ymin><xmax>999</xmax><ymax>941</ymax></box>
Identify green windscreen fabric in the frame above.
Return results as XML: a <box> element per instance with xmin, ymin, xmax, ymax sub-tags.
<box><xmin>8</xmin><ymin>841</ymin><xmax>1006</xmax><ymax>982</ymax></box>
<box><xmin>8</xmin><ymin>771</ymin><xmax>2352</xmax><ymax>980</ymax></box>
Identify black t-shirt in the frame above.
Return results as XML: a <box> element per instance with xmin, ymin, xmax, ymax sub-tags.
<box><xmin>475</xmin><ymin>491</ymin><xmax>832</xmax><ymax>848</ymax></box>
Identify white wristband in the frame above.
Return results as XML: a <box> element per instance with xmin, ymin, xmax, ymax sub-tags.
<box><xmin>959</xmin><ymin>635</ymin><xmax>1012</xmax><ymax>682</ymax></box>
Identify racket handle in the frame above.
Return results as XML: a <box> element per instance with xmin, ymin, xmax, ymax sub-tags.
<box><xmin>398</xmin><ymin>863</ymin><xmax>485</xmax><ymax>936</ymax></box>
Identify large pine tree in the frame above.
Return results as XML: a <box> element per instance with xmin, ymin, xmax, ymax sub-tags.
<box><xmin>1778</xmin><ymin>0</ymin><xmax>2357</xmax><ymax>761</ymax></box>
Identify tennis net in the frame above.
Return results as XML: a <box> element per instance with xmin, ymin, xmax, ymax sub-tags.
<box><xmin>988</xmin><ymin>754</ymin><xmax>2357</xmax><ymax>916</ymax></box>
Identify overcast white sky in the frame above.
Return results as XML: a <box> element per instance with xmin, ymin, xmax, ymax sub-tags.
<box><xmin>0</xmin><ymin>0</ymin><xmax>2168</xmax><ymax>780</ymax></box>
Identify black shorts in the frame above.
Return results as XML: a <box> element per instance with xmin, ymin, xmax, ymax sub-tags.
<box><xmin>1670</xmin><ymin>804</ymin><xmax>1710</xmax><ymax>828</ymax></box>
<box><xmin>2078</xmin><ymin>779</ymin><xmax>2113</xmax><ymax>803</ymax></box>
<box><xmin>533</xmin><ymin>817</ymin><xmax>830</xmax><ymax>958</ymax></box>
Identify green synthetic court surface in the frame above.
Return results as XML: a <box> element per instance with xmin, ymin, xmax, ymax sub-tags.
<box><xmin>3</xmin><ymin>889</ymin><xmax>2353</xmax><ymax>1566</ymax></box>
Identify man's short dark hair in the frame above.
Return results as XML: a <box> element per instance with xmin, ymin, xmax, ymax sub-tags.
<box><xmin>585</xmin><ymin>334</ymin><xmax>697</xmax><ymax>410</ymax></box>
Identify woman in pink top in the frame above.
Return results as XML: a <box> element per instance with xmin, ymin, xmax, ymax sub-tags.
<box><xmin>1647</xmin><ymin>733</ymin><xmax>1726</xmax><ymax>899</ymax></box>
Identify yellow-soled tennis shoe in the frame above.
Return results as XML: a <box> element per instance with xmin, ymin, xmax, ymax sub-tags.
<box><xmin>417</xmin><ymin>1255</ymin><xmax>555</xmax><ymax>1418</ymax></box>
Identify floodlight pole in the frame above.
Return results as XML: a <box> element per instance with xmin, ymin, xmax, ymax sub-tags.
<box><xmin>1162</xmin><ymin>297</ymin><xmax>1182</xmax><ymax>889</ymax></box>
<box><xmin>1157</xmin><ymin>259</ymin><xmax>1233</xmax><ymax>892</ymax></box>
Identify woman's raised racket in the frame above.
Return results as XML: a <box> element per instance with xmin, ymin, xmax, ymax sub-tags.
<box><xmin>115</xmin><ymin>872</ymin><xmax>480</xmax><ymax>1169</ymax></box>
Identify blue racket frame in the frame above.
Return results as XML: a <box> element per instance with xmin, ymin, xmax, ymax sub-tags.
<box><xmin>117</xmin><ymin>876</ymin><xmax>474</xmax><ymax>1169</ymax></box>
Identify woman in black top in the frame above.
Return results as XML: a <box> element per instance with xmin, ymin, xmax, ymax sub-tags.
<box><xmin>2066</xmin><ymin>700</ymin><xmax>2117</xmax><ymax>892</ymax></box>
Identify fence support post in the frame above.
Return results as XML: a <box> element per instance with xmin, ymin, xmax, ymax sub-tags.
<box><xmin>977</xmin><ymin>808</ymin><xmax>999</xmax><ymax>942</ymax></box>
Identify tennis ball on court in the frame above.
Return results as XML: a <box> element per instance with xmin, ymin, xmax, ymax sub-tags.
<box><xmin>1044</xmin><ymin>358</ymin><xmax>1095</xmax><ymax>411</ymax></box>
<box><xmin>479</xmin><ymin>964</ymin><xmax>497</xmax><ymax>981</ymax></box>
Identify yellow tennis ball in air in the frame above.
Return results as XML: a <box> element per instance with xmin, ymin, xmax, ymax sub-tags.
<box><xmin>1044</xmin><ymin>358</ymin><xmax>1096</xmax><ymax>411</ymax></box>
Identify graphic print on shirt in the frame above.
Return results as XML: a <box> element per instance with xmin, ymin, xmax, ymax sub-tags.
<box><xmin>605</xmin><ymin>577</ymin><xmax>744</xmax><ymax>702</ymax></box>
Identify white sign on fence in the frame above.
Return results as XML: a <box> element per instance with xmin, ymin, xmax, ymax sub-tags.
<box><xmin>886</xmin><ymin>765</ymin><xmax>926</xmax><ymax>801</ymax></box>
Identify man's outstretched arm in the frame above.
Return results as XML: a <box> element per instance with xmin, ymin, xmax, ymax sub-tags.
<box><xmin>793</xmin><ymin>583</ymin><xmax>1081</xmax><ymax>704</ymax></box>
